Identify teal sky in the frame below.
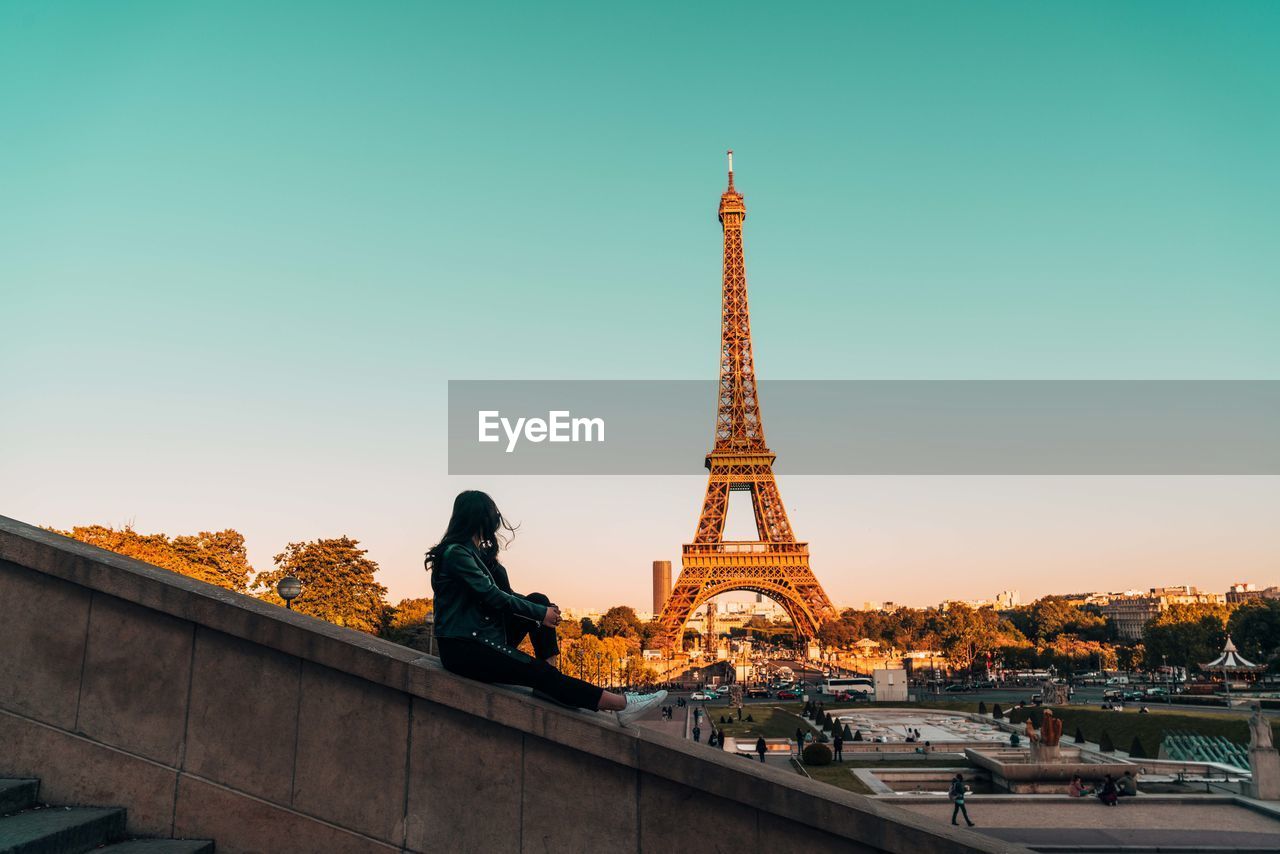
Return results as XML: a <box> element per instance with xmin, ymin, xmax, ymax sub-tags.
<box><xmin>3</xmin><ymin>2</ymin><xmax>1278</xmax><ymax>610</ymax></box>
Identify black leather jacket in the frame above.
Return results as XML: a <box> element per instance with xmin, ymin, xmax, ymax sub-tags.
<box><xmin>430</xmin><ymin>542</ymin><xmax>547</xmax><ymax>645</ymax></box>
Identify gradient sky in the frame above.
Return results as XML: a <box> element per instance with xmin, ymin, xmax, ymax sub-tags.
<box><xmin>2</xmin><ymin>2</ymin><xmax>1278</xmax><ymax>611</ymax></box>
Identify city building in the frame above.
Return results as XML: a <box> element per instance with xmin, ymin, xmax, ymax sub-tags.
<box><xmin>1101</xmin><ymin>586</ymin><xmax>1228</xmax><ymax>640</ymax></box>
<box><xmin>652</xmin><ymin>559</ymin><xmax>671</xmax><ymax>614</ymax></box>
<box><xmin>995</xmin><ymin>590</ymin><xmax>1021</xmax><ymax>609</ymax></box>
<box><xmin>1227</xmin><ymin>583</ymin><xmax>1280</xmax><ymax>604</ymax></box>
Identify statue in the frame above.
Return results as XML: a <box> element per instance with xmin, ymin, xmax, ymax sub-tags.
<box><xmin>1250</xmin><ymin>702</ymin><xmax>1274</xmax><ymax>751</ymax></box>
<box><xmin>1248</xmin><ymin>702</ymin><xmax>1280</xmax><ymax>801</ymax></box>
<box><xmin>1025</xmin><ymin>711</ymin><xmax>1063</xmax><ymax>763</ymax></box>
<box><xmin>1041</xmin><ymin>710</ymin><xmax>1063</xmax><ymax>747</ymax></box>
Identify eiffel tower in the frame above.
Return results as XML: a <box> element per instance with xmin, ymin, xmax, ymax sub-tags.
<box><xmin>656</xmin><ymin>152</ymin><xmax>837</xmax><ymax>649</ymax></box>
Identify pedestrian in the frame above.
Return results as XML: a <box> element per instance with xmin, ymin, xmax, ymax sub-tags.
<box><xmin>756</xmin><ymin>736</ymin><xmax>767</xmax><ymax>763</ymax></box>
<box><xmin>425</xmin><ymin>491</ymin><xmax>664</xmax><ymax>725</ymax></box>
<box><xmin>832</xmin><ymin>731</ymin><xmax>844</xmax><ymax>762</ymax></box>
<box><xmin>796</xmin><ymin>727</ymin><xmax>806</xmax><ymax>754</ymax></box>
<box><xmin>692</xmin><ymin>724</ymin><xmax>701</xmax><ymax>743</ymax></box>
<box><xmin>948</xmin><ymin>774</ymin><xmax>974</xmax><ymax>827</ymax></box>
<box><xmin>708</xmin><ymin>728</ymin><xmax>719</xmax><ymax>748</ymax></box>
<box><xmin>1068</xmin><ymin>775</ymin><xmax>1092</xmax><ymax>797</ymax></box>
<box><xmin>1097</xmin><ymin>774</ymin><xmax>1118</xmax><ymax>806</ymax></box>
<box><xmin>1117</xmin><ymin>771</ymin><xmax>1137</xmax><ymax>797</ymax></box>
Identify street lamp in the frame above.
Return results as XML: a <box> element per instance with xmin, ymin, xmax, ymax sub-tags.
<box><xmin>277</xmin><ymin>576</ymin><xmax>302</xmax><ymax>610</ymax></box>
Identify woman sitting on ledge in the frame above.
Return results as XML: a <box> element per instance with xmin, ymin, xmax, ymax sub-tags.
<box><xmin>425</xmin><ymin>490</ymin><xmax>665</xmax><ymax>726</ymax></box>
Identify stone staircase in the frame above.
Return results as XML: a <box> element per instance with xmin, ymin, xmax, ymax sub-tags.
<box><xmin>0</xmin><ymin>778</ymin><xmax>212</xmax><ymax>854</ymax></box>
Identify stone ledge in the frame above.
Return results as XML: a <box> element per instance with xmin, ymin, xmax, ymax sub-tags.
<box><xmin>0</xmin><ymin>514</ymin><xmax>1022</xmax><ymax>854</ymax></box>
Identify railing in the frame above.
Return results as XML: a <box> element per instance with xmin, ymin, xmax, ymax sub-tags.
<box><xmin>683</xmin><ymin>542</ymin><xmax>809</xmax><ymax>556</ymax></box>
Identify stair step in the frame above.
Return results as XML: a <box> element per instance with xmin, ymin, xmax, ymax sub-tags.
<box><xmin>0</xmin><ymin>806</ymin><xmax>125</xmax><ymax>854</ymax></box>
<box><xmin>0</xmin><ymin>781</ymin><xmax>39</xmax><ymax>816</ymax></box>
<box><xmin>96</xmin><ymin>841</ymin><xmax>214</xmax><ymax>854</ymax></box>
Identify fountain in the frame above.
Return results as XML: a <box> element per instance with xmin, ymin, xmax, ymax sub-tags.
<box><xmin>967</xmin><ymin>709</ymin><xmax>1138</xmax><ymax>793</ymax></box>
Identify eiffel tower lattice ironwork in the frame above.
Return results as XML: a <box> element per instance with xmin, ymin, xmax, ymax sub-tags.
<box><xmin>656</xmin><ymin>152</ymin><xmax>837</xmax><ymax>650</ymax></box>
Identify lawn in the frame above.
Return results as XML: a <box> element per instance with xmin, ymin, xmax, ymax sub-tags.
<box><xmin>797</xmin><ymin>762</ymin><xmax>875</xmax><ymax>795</ymax></box>
<box><xmin>701</xmin><ymin>704</ymin><xmax>807</xmax><ymax>740</ymax></box>
<box><xmin>1003</xmin><ymin>706</ymin><xmax>1274</xmax><ymax>756</ymax></box>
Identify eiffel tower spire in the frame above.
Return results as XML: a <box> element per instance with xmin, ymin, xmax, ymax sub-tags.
<box><xmin>655</xmin><ymin>155</ymin><xmax>837</xmax><ymax>650</ymax></box>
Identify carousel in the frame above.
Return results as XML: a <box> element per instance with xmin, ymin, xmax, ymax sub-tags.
<box><xmin>1201</xmin><ymin>636</ymin><xmax>1266</xmax><ymax>704</ymax></box>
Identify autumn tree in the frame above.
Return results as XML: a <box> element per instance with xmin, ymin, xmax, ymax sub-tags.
<box><xmin>937</xmin><ymin>604</ymin><xmax>1020</xmax><ymax>675</ymax></box>
<box><xmin>1143</xmin><ymin>604</ymin><xmax>1230</xmax><ymax>674</ymax></box>
<box><xmin>256</xmin><ymin>537</ymin><xmax>388</xmax><ymax>634</ymax></box>
<box><xmin>380</xmin><ymin>598</ymin><xmax>434</xmax><ymax>651</ymax></box>
<box><xmin>599</xmin><ymin>605</ymin><xmax>643</xmax><ymax>639</ymax></box>
<box><xmin>1229</xmin><ymin>600</ymin><xmax>1280</xmax><ymax>668</ymax></box>
<box><xmin>56</xmin><ymin>524</ymin><xmax>253</xmax><ymax>592</ymax></box>
<box><xmin>1011</xmin><ymin>597</ymin><xmax>1107</xmax><ymax>644</ymax></box>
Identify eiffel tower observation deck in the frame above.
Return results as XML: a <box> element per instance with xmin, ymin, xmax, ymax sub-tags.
<box><xmin>656</xmin><ymin>153</ymin><xmax>838</xmax><ymax>650</ymax></box>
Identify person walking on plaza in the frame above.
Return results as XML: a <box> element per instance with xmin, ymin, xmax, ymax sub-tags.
<box><xmin>796</xmin><ymin>727</ymin><xmax>806</xmax><ymax>756</ymax></box>
<box><xmin>692</xmin><ymin>724</ymin><xmax>702</xmax><ymax>743</ymax></box>
<box><xmin>427</xmin><ymin>490</ymin><xmax>665</xmax><ymax>725</ymax></box>
<box><xmin>948</xmin><ymin>774</ymin><xmax>974</xmax><ymax>827</ymax></box>
<box><xmin>756</xmin><ymin>736</ymin><xmax>767</xmax><ymax>763</ymax></box>
<box><xmin>832</xmin><ymin>730</ymin><xmax>844</xmax><ymax>762</ymax></box>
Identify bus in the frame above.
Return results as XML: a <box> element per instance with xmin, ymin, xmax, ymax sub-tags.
<box><xmin>821</xmin><ymin>676</ymin><xmax>874</xmax><ymax>696</ymax></box>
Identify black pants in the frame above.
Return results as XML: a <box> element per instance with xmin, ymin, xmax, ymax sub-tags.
<box><xmin>437</xmin><ymin>593</ymin><xmax>603</xmax><ymax>711</ymax></box>
<box><xmin>951</xmin><ymin>801</ymin><xmax>972</xmax><ymax>825</ymax></box>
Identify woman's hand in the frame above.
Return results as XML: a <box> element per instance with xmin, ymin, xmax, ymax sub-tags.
<box><xmin>542</xmin><ymin>605</ymin><xmax>561</xmax><ymax>627</ymax></box>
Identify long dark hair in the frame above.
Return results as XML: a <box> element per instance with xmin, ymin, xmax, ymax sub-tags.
<box><xmin>424</xmin><ymin>490</ymin><xmax>516</xmax><ymax>570</ymax></box>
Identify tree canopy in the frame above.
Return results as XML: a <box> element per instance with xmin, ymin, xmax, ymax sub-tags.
<box><xmin>256</xmin><ymin>536</ymin><xmax>389</xmax><ymax>634</ymax></box>
<box><xmin>55</xmin><ymin>524</ymin><xmax>254</xmax><ymax>592</ymax></box>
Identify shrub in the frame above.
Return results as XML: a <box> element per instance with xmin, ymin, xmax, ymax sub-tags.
<box><xmin>853</xmin><ymin>729</ymin><xmax>864</xmax><ymax>741</ymax></box>
<box><xmin>1010</xmin><ymin>732</ymin><xmax>1021</xmax><ymax>747</ymax></box>
<box><xmin>843</xmin><ymin>723</ymin><xmax>853</xmax><ymax>740</ymax></box>
<box><xmin>992</xmin><ymin>703</ymin><xmax>1003</xmax><ymax>720</ymax></box>
<box><xmin>1099</xmin><ymin>731</ymin><xmax>1115</xmax><ymax>753</ymax></box>
<box><xmin>1074</xmin><ymin>726</ymin><xmax>1085</xmax><ymax>744</ymax></box>
<box><xmin>978</xmin><ymin>701</ymin><xmax>988</xmax><ymax>715</ymax></box>
<box><xmin>1128</xmin><ymin>736</ymin><xmax>1147</xmax><ymax>758</ymax></box>
<box><xmin>802</xmin><ymin>743</ymin><xmax>833</xmax><ymax>766</ymax></box>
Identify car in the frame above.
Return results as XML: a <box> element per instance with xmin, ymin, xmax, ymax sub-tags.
<box><xmin>690</xmin><ymin>691</ymin><xmax>713</xmax><ymax>701</ymax></box>
<box><xmin>1123</xmin><ymin>690</ymin><xmax>1144</xmax><ymax>702</ymax></box>
<box><xmin>833</xmin><ymin>691</ymin><xmax>870</xmax><ymax>702</ymax></box>
<box><xmin>944</xmin><ymin>683</ymin><xmax>972</xmax><ymax>693</ymax></box>
<box><xmin>777</xmin><ymin>690</ymin><xmax>800</xmax><ymax>700</ymax></box>
<box><xmin>715</xmin><ymin>685</ymin><xmax>731</xmax><ymax>694</ymax></box>
<box><xmin>746</xmin><ymin>688</ymin><xmax>770</xmax><ymax>699</ymax></box>
<box><xmin>1145</xmin><ymin>687</ymin><xmax>1169</xmax><ymax>697</ymax></box>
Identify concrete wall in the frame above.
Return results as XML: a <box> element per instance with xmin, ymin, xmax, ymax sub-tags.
<box><xmin>0</xmin><ymin>515</ymin><xmax>1024</xmax><ymax>853</ymax></box>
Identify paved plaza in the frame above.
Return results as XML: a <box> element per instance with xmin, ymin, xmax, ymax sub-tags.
<box><xmin>826</xmin><ymin>708</ymin><xmax>1007</xmax><ymax>745</ymax></box>
<box><xmin>896</xmin><ymin>798</ymin><xmax>1280</xmax><ymax>849</ymax></box>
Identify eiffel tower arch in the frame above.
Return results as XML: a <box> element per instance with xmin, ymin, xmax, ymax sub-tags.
<box><xmin>656</xmin><ymin>153</ymin><xmax>838</xmax><ymax>649</ymax></box>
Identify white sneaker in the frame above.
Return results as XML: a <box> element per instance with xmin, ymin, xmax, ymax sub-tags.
<box><xmin>616</xmin><ymin>690</ymin><xmax>668</xmax><ymax>727</ymax></box>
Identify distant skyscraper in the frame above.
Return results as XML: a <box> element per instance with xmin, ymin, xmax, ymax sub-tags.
<box><xmin>652</xmin><ymin>560</ymin><xmax>672</xmax><ymax>614</ymax></box>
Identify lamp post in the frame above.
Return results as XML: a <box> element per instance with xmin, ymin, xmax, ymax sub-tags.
<box><xmin>277</xmin><ymin>576</ymin><xmax>302</xmax><ymax>610</ymax></box>
<box><xmin>423</xmin><ymin>612</ymin><xmax>436</xmax><ymax>658</ymax></box>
